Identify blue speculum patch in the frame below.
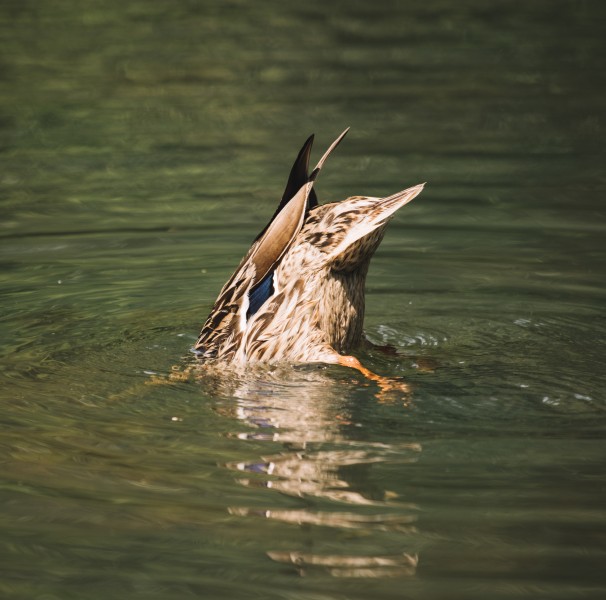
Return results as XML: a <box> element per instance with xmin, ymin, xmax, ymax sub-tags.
<box><xmin>247</xmin><ymin>272</ymin><xmax>274</xmax><ymax>319</ymax></box>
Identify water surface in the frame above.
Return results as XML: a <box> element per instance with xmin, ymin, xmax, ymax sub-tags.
<box><xmin>1</xmin><ymin>1</ymin><xmax>605</xmax><ymax>599</ymax></box>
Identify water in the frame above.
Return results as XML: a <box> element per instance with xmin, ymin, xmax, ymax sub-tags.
<box><xmin>1</xmin><ymin>1</ymin><xmax>605</xmax><ymax>598</ymax></box>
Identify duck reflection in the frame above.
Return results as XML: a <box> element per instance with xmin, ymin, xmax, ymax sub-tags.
<box><xmin>199</xmin><ymin>363</ymin><xmax>422</xmax><ymax>578</ymax></box>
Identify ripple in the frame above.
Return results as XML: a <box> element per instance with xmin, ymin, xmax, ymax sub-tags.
<box><xmin>230</xmin><ymin>507</ymin><xmax>418</xmax><ymax>532</ymax></box>
<box><xmin>225</xmin><ymin>439</ymin><xmax>422</xmax><ymax>505</ymax></box>
<box><xmin>267</xmin><ymin>550</ymin><xmax>418</xmax><ymax>578</ymax></box>
<box><xmin>373</xmin><ymin>324</ymin><xmax>448</xmax><ymax>348</ymax></box>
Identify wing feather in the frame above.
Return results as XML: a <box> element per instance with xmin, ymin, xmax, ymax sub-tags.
<box><xmin>194</xmin><ymin>130</ymin><xmax>350</xmax><ymax>359</ymax></box>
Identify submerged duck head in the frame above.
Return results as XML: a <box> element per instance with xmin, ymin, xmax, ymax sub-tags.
<box><xmin>194</xmin><ymin>129</ymin><xmax>424</xmax><ymax>374</ymax></box>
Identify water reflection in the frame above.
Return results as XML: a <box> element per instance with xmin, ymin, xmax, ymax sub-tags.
<box><xmin>266</xmin><ymin>550</ymin><xmax>418</xmax><ymax>579</ymax></box>
<box><xmin>200</xmin><ymin>364</ymin><xmax>421</xmax><ymax>578</ymax></box>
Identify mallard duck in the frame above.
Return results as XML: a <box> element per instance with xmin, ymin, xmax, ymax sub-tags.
<box><xmin>194</xmin><ymin>129</ymin><xmax>424</xmax><ymax>382</ymax></box>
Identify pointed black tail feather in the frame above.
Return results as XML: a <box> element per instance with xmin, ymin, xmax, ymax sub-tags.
<box><xmin>254</xmin><ymin>134</ymin><xmax>317</xmax><ymax>242</ymax></box>
<box><xmin>254</xmin><ymin>129</ymin><xmax>349</xmax><ymax>244</ymax></box>
<box><xmin>280</xmin><ymin>133</ymin><xmax>318</xmax><ymax>209</ymax></box>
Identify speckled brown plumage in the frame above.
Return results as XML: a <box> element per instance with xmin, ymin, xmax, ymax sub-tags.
<box><xmin>194</xmin><ymin>129</ymin><xmax>424</xmax><ymax>372</ymax></box>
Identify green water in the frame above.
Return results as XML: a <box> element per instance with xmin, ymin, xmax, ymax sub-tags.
<box><xmin>1</xmin><ymin>1</ymin><xmax>605</xmax><ymax>598</ymax></box>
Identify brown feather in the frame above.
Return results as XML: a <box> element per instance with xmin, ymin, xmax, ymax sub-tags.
<box><xmin>194</xmin><ymin>131</ymin><xmax>424</xmax><ymax>365</ymax></box>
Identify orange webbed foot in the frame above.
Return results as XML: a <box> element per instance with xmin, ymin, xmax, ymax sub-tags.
<box><xmin>337</xmin><ymin>355</ymin><xmax>411</xmax><ymax>403</ymax></box>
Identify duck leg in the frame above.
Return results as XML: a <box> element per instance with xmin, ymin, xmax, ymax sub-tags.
<box><xmin>336</xmin><ymin>354</ymin><xmax>411</xmax><ymax>400</ymax></box>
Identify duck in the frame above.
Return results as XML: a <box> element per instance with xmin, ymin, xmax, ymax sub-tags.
<box><xmin>193</xmin><ymin>128</ymin><xmax>424</xmax><ymax>384</ymax></box>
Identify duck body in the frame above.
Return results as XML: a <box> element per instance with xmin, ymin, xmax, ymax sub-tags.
<box><xmin>194</xmin><ymin>129</ymin><xmax>424</xmax><ymax>372</ymax></box>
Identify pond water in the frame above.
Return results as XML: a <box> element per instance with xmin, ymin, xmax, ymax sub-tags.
<box><xmin>1</xmin><ymin>1</ymin><xmax>605</xmax><ymax>599</ymax></box>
